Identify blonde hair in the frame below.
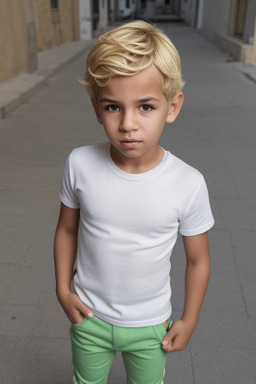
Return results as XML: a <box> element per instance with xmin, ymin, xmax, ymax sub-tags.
<box><xmin>82</xmin><ymin>20</ymin><xmax>184</xmax><ymax>102</ymax></box>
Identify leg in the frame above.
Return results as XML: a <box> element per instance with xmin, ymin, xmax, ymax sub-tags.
<box><xmin>123</xmin><ymin>348</ymin><xmax>167</xmax><ymax>384</ymax></box>
<box><xmin>122</xmin><ymin>323</ymin><xmax>169</xmax><ymax>384</ymax></box>
<box><xmin>70</xmin><ymin>316</ymin><xmax>116</xmax><ymax>384</ymax></box>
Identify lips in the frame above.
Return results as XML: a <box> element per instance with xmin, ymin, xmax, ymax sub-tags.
<box><xmin>120</xmin><ymin>140</ymin><xmax>142</xmax><ymax>148</ymax></box>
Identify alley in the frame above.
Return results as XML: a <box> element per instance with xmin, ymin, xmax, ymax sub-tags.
<box><xmin>0</xmin><ymin>22</ymin><xmax>256</xmax><ymax>384</ymax></box>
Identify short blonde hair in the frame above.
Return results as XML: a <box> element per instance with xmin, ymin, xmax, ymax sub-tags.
<box><xmin>82</xmin><ymin>20</ymin><xmax>184</xmax><ymax>102</ymax></box>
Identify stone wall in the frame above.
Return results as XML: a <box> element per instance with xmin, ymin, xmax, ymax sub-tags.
<box><xmin>0</xmin><ymin>0</ymin><xmax>79</xmax><ymax>83</ymax></box>
<box><xmin>0</xmin><ymin>0</ymin><xmax>30</xmax><ymax>82</ymax></box>
<box><xmin>35</xmin><ymin>0</ymin><xmax>79</xmax><ymax>52</ymax></box>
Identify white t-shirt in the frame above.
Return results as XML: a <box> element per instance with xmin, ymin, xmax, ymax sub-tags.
<box><xmin>60</xmin><ymin>143</ymin><xmax>214</xmax><ymax>327</ymax></box>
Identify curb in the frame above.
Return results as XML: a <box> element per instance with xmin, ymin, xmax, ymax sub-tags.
<box><xmin>0</xmin><ymin>73</ymin><xmax>48</xmax><ymax>119</ymax></box>
<box><xmin>0</xmin><ymin>40</ymin><xmax>93</xmax><ymax>119</ymax></box>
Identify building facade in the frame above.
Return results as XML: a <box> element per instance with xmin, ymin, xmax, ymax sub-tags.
<box><xmin>181</xmin><ymin>0</ymin><xmax>256</xmax><ymax>66</ymax></box>
<box><xmin>0</xmin><ymin>0</ymin><xmax>80</xmax><ymax>83</ymax></box>
<box><xmin>135</xmin><ymin>0</ymin><xmax>181</xmax><ymax>20</ymax></box>
<box><xmin>35</xmin><ymin>0</ymin><xmax>80</xmax><ymax>52</ymax></box>
<box><xmin>78</xmin><ymin>0</ymin><xmax>110</xmax><ymax>40</ymax></box>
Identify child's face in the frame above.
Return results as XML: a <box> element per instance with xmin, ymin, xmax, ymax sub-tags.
<box><xmin>92</xmin><ymin>64</ymin><xmax>183</xmax><ymax>172</ymax></box>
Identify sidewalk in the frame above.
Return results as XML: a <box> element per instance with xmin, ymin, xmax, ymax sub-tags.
<box><xmin>1</xmin><ymin>22</ymin><xmax>256</xmax><ymax>384</ymax></box>
<box><xmin>0</xmin><ymin>39</ymin><xmax>94</xmax><ymax>119</ymax></box>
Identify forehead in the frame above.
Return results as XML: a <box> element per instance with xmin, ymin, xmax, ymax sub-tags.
<box><xmin>97</xmin><ymin>65</ymin><xmax>164</xmax><ymax>100</ymax></box>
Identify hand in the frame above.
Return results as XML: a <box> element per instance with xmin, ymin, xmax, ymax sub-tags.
<box><xmin>57</xmin><ymin>290</ymin><xmax>93</xmax><ymax>324</ymax></box>
<box><xmin>161</xmin><ymin>319</ymin><xmax>196</xmax><ymax>353</ymax></box>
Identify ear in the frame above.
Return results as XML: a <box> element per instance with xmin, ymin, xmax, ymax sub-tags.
<box><xmin>166</xmin><ymin>92</ymin><xmax>184</xmax><ymax>124</ymax></box>
<box><xmin>91</xmin><ymin>97</ymin><xmax>103</xmax><ymax>124</ymax></box>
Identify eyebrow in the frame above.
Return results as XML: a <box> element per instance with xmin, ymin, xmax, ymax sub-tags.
<box><xmin>99</xmin><ymin>97</ymin><xmax>160</xmax><ymax>103</ymax></box>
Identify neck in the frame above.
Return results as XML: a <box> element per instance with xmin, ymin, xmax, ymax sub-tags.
<box><xmin>110</xmin><ymin>145</ymin><xmax>164</xmax><ymax>174</ymax></box>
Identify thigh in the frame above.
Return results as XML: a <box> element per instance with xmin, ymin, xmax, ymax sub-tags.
<box><xmin>122</xmin><ymin>324</ymin><xmax>168</xmax><ymax>384</ymax></box>
<box><xmin>70</xmin><ymin>316</ymin><xmax>116</xmax><ymax>384</ymax></box>
<box><xmin>123</xmin><ymin>348</ymin><xmax>167</xmax><ymax>384</ymax></box>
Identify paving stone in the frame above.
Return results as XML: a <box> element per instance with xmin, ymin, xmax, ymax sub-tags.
<box><xmin>0</xmin><ymin>336</ymin><xmax>27</xmax><ymax>384</ymax></box>
<box><xmin>1</xmin><ymin>264</ymin><xmax>54</xmax><ymax>305</ymax></box>
<box><xmin>0</xmin><ymin>304</ymin><xmax>37</xmax><ymax>337</ymax></box>
<box><xmin>28</xmin><ymin>293</ymin><xmax>70</xmax><ymax>339</ymax></box>
<box><xmin>0</xmin><ymin>230</ymin><xmax>33</xmax><ymax>264</ymax></box>
<box><xmin>14</xmin><ymin>337</ymin><xmax>72</xmax><ymax>384</ymax></box>
<box><xmin>204</xmin><ymin>268</ymin><xmax>247</xmax><ymax>314</ymax></box>
<box><xmin>191</xmin><ymin>345</ymin><xmax>256</xmax><ymax>384</ymax></box>
<box><xmin>191</xmin><ymin>311</ymin><xmax>256</xmax><ymax>351</ymax></box>
<box><xmin>22</xmin><ymin>231</ymin><xmax>54</xmax><ymax>267</ymax></box>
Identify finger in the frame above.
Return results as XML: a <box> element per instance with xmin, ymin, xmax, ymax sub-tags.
<box><xmin>79</xmin><ymin>303</ymin><xmax>94</xmax><ymax>318</ymax></box>
<box><xmin>73</xmin><ymin>294</ymin><xmax>93</xmax><ymax>318</ymax></box>
<box><xmin>162</xmin><ymin>335</ymin><xmax>188</xmax><ymax>352</ymax></box>
<box><xmin>71</xmin><ymin>313</ymin><xmax>86</xmax><ymax>325</ymax></box>
<box><xmin>162</xmin><ymin>340</ymin><xmax>182</xmax><ymax>353</ymax></box>
<box><xmin>161</xmin><ymin>327</ymin><xmax>177</xmax><ymax>347</ymax></box>
<box><xmin>162</xmin><ymin>343</ymin><xmax>176</xmax><ymax>353</ymax></box>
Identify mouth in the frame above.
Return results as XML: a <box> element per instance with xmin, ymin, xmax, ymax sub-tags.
<box><xmin>120</xmin><ymin>140</ymin><xmax>142</xmax><ymax>149</ymax></box>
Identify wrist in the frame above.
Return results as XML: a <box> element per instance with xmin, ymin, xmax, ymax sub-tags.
<box><xmin>56</xmin><ymin>286</ymin><xmax>72</xmax><ymax>301</ymax></box>
<box><xmin>180</xmin><ymin>315</ymin><xmax>198</xmax><ymax>329</ymax></box>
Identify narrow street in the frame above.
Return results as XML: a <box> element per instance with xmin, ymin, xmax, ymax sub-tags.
<box><xmin>0</xmin><ymin>22</ymin><xmax>256</xmax><ymax>384</ymax></box>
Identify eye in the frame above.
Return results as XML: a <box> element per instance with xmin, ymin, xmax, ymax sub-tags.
<box><xmin>105</xmin><ymin>104</ymin><xmax>119</xmax><ymax>112</ymax></box>
<box><xmin>140</xmin><ymin>104</ymin><xmax>154</xmax><ymax>112</ymax></box>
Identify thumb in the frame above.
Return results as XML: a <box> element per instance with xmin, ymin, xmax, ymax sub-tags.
<box><xmin>162</xmin><ymin>333</ymin><xmax>172</xmax><ymax>346</ymax></box>
<box><xmin>161</xmin><ymin>326</ymin><xmax>176</xmax><ymax>348</ymax></box>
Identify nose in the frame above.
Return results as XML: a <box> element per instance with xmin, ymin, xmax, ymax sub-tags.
<box><xmin>119</xmin><ymin>109</ymin><xmax>138</xmax><ymax>132</ymax></box>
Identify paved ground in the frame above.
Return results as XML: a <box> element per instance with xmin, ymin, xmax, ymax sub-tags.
<box><xmin>0</xmin><ymin>22</ymin><xmax>256</xmax><ymax>384</ymax></box>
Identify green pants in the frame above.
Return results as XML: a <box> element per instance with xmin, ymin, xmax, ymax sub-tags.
<box><xmin>70</xmin><ymin>315</ymin><xmax>172</xmax><ymax>384</ymax></box>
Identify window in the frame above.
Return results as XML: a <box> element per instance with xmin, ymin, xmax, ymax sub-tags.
<box><xmin>50</xmin><ymin>0</ymin><xmax>58</xmax><ymax>10</ymax></box>
<box><xmin>141</xmin><ymin>0</ymin><xmax>146</xmax><ymax>9</ymax></box>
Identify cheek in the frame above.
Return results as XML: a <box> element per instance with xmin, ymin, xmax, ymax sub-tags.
<box><xmin>101</xmin><ymin>118</ymin><xmax>118</xmax><ymax>137</ymax></box>
<box><xmin>103</xmin><ymin>113</ymin><xmax>120</xmax><ymax>127</ymax></box>
<box><xmin>146</xmin><ymin>115</ymin><xmax>166</xmax><ymax>131</ymax></box>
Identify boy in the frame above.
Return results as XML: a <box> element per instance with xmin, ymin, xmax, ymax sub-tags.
<box><xmin>54</xmin><ymin>21</ymin><xmax>214</xmax><ymax>384</ymax></box>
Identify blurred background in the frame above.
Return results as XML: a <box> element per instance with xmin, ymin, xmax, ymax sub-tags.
<box><xmin>0</xmin><ymin>0</ymin><xmax>256</xmax><ymax>85</ymax></box>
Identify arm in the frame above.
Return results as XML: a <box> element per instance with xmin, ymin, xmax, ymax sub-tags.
<box><xmin>54</xmin><ymin>203</ymin><xmax>93</xmax><ymax>324</ymax></box>
<box><xmin>162</xmin><ymin>232</ymin><xmax>210</xmax><ymax>352</ymax></box>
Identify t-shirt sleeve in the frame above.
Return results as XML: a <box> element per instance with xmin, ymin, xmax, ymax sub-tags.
<box><xmin>59</xmin><ymin>152</ymin><xmax>80</xmax><ymax>209</ymax></box>
<box><xmin>179</xmin><ymin>176</ymin><xmax>214</xmax><ymax>236</ymax></box>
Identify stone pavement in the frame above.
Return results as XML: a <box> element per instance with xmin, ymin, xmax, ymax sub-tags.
<box><xmin>0</xmin><ymin>22</ymin><xmax>256</xmax><ymax>384</ymax></box>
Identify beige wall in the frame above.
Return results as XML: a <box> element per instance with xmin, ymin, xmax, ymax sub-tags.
<box><xmin>59</xmin><ymin>0</ymin><xmax>74</xmax><ymax>43</ymax></box>
<box><xmin>0</xmin><ymin>0</ymin><xmax>80</xmax><ymax>83</ymax></box>
<box><xmin>35</xmin><ymin>0</ymin><xmax>79</xmax><ymax>52</ymax></box>
<box><xmin>34</xmin><ymin>0</ymin><xmax>55</xmax><ymax>51</ymax></box>
<box><xmin>199</xmin><ymin>0</ymin><xmax>256</xmax><ymax>66</ymax></box>
<box><xmin>0</xmin><ymin>0</ymin><xmax>30</xmax><ymax>82</ymax></box>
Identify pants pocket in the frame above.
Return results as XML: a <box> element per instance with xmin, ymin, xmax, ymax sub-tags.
<box><xmin>70</xmin><ymin>316</ymin><xmax>90</xmax><ymax>330</ymax></box>
<box><xmin>152</xmin><ymin>318</ymin><xmax>172</xmax><ymax>343</ymax></box>
<box><xmin>162</xmin><ymin>318</ymin><xmax>172</xmax><ymax>332</ymax></box>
